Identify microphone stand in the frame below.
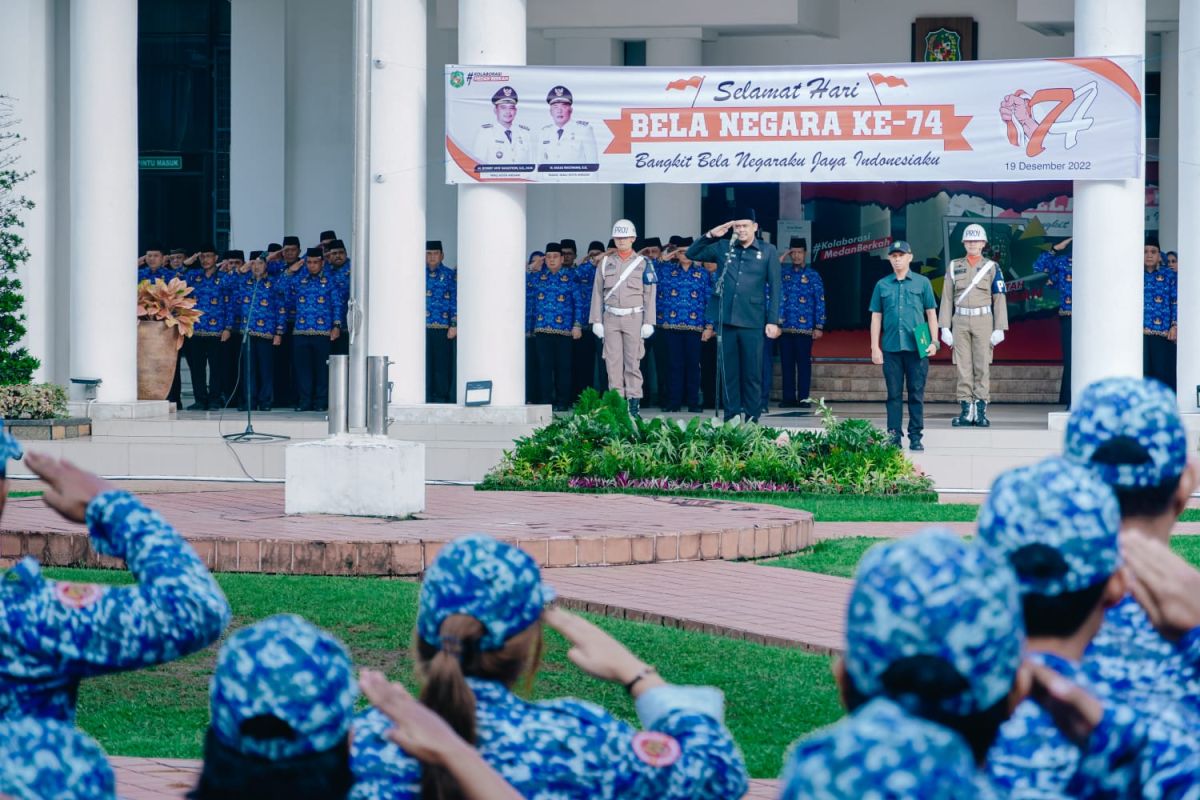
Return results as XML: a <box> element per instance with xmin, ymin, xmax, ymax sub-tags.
<box><xmin>224</xmin><ymin>270</ymin><xmax>290</xmax><ymax>443</ymax></box>
<box><xmin>711</xmin><ymin>232</ymin><xmax>738</xmax><ymax>421</ymax></box>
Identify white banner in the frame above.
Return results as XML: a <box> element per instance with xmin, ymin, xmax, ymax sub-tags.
<box><xmin>444</xmin><ymin>57</ymin><xmax>1143</xmax><ymax>185</ymax></box>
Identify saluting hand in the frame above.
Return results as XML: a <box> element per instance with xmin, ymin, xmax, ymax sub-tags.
<box><xmin>544</xmin><ymin>606</ymin><xmax>664</xmax><ymax>694</ymax></box>
<box><xmin>24</xmin><ymin>452</ymin><xmax>116</xmax><ymax>524</ymax></box>
<box><xmin>1027</xmin><ymin>662</ymin><xmax>1104</xmax><ymax>748</ymax></box>
<box><xmin>1122</xmin><ymin>529</ymin><xmax>1200</xmax><ymax>639</ymax></box>
<box><xmin>708</xmin><ymin>221</ymin><xmax>734</xmax><ymax>239</ymax></box>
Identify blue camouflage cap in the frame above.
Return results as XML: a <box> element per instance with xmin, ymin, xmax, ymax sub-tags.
<box><xmin>419</xmin><ymin>533</ymin><xmax>556</xmax><ymax>651</ymax></box>
<box><xmin>210</xmin><ymin>614</ymin><xmax>357</xmax><ymax>760</ymax></box>
<box><xmin>780</xmin><ymin>697</ymin><xmax>978</xmax><ymax>800</ymax></box>
<box><xmin>0</xmin><ymin>419</ymin><xmax>24</xmax><ymax>477</ymax></box>
<box><xmin>0</xmin><ymin>716</ymin><xmax>115</xmax><ymax>800</ymax></box>
<box><xmin>845</xmin><ymin>529</ymin><xmax>1024</xmax><ymax>716</ymax></box>
<box><xmin>1065</xmin><ymin>377</ymin><xmax>1188</xmax><ymax>489</ymax></box>
<box><xmin>979</xmin><ymin>457</ymin><xmax>1121</xmax><ymax>595</ymax></box>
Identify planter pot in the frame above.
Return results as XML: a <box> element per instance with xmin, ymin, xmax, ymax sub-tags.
<box><xmin>138</xmin><ymin>320</ymin><xmax>180</xmax><ymax>400</ymax></box>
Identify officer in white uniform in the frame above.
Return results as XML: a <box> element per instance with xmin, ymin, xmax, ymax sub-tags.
<box><xmin>538</xmin><ymin>85</ymin><xmax>599</xmax><ymax>165</ymax></box>
<box><xmin>471</xmin><ymin>85</ymin><xmax>534</xmax><ymax>165</ymax></box>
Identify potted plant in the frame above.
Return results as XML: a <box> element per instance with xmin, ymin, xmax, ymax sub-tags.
<box><xmin>136</xmin><ymin>277</ymin><xmax>201</xmax><ymax>400</ymax></box>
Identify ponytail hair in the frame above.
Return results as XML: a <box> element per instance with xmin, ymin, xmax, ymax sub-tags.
<box><xmin>415</xmin><ymin>614</ymin><xmax>544</xmax><ymax>800</ymax></box>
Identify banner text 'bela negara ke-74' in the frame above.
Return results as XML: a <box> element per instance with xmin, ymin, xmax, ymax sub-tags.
<box><xmin>444</xmin><ymin>57</ymin><xmax>1142</xmax><ymax>184</ymax></box>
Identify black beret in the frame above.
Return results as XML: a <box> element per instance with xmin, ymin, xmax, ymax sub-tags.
<box><xmin>319</xmin><ymin>229</ymin><xmax>337</xmax><ymax>241</ymax></box>
<box><xmin>169</xmin><ymin>248</ymin><xmax>186</xmax><ymax>256</ymax></box>
<box><xmin>789</xmin><ymin>237</ymin><xmax>808</xmax><ymax>250</ymax></box>
<box><xmin>426</xmin><ymin>240</ymin><xmax>443</xmax><ymax>251</ymax></box>
<box><xmin>732</xmin><ymin>207</ymin><xmax>757</xmax><ymax>223</ymax></box>
<box><xmin>679</xmin><ymin>236</ymin><xmax>695</xmax><ymax>247</ymax></box>
<box><xmin>305</xmin><ymin>247</ymin><xmax>324</xmax><ymax>258</ymax></box>
<box><xmin>328</xmin><ymin>239</ymin><xmax>346</xmax><ymax>250</ymax></box>
<box><xmin>560</xmin><ymin>238</ymin><xmax>577</xmax><ymax>250</ymax></box>
<box><xmin>1145</xmin><ymin>234</ymin><xmax>1161</xmax><ymax>249</ymax></box>
<box><xmin>544</xmin><ymin>242</ymin><xmax>563</xmax><ymax>254</ymax></box>
<box><xmin>224</xmin><ymin>249</ymin><xmax>245</xmax><ymax>261</ymax></box>
<box><xmin>606</xmin><ymin>239</ymin><xmax>616</xmax><ymax>249</ymax></box>
<box><xmin>199</xmin><ymin>244</ymin><xmax>218</xmax><ymax>255</ymax></box>
<box><xmin>643</xmin><ymin>237</ymin><xmax>662</xmax><ymax>249</ymax></box>
<box><xmin>282</xmin><ymin>235</ymin><xmax>301</xmax><ymax>247</ymax></box>
<box><xmin>667</xmin><ymin>235</ymin><xmax>684</xmax><ymax>247</ymax></box>
<box><xmin>145</xmin><ymin>243</ymin><xmax>165</xmax><ymax>254</ymax></box>
<box><xmin>587</xmin><ymin>240</ymin><xmax>605</xmax><ymax>253</ymax></box>
<box><xmin>268</xmin><ymin>243</ymin><xmax>282</xmax><ymax>253</ymax></box>
<box><xmin>249</xmin><ymin>250</ymin><xmax>264</xmax><ymax>260</ymax></box>
<box><xmin>633</xmin><ymin>238</ymin><xmax>646</xmax><ymax>252</ymax></box>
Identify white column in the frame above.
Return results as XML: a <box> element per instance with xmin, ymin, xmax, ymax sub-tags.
<box><xmin>457</xmin><ymin>0</ymin><xmax>527</xmax><ymax>406</ymax></box>
<box><xmin>1176</xmin><ymin>5</ymin><xmax>1200</xmax><ymax>410</ymax></box>
<box><xmin>0</xmin><ymin>0</ymin><xmax>55</xmax><ymax>384</ymax></box>
<box><xmin>230</xmin><ymin>0</ymin><xmax>286</xmax><ymax>249</ymax></box>
<box><xmin>69</xmin><ymin>0</ymin><xmax>137</xmax><ymax>401</ymax></box>
<box><xmin>646</xmin><ymin>34</ymin><xmax>703</xmax><ymax>240</ymax></box>
<box><xmin>1159</xmin><ymin>31</ymin><xmax>1178</xmax><ymax>253</ymax></box>
<box><xmin>1070</xmin><ymin>0</ymin><xmax>1146</xmax><ymax>398</ymax></box>
<box><xmin>369</xmin><ymin>0</ymin><xmax>427</xmax><ymax>405</ymax></box>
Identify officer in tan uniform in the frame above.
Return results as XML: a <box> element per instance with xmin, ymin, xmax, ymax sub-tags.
<box><xmin>589</xmin><ymin>219</ymin><xmax>658</xmax><ymax>418</ymax></box>
<box><xmin>938</xmin><ymin>223</ymin><xmax>1008</xmax><ymax>428</ymax></box>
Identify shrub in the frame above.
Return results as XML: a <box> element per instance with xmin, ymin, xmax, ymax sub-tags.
<box><xmin>0</xmin><ymin>383</ymin><xmax>68</xmax><ymax>419</ymax></box>
<box><xmin>481</xmin><ymin>389</ymin><xmax>933</xmax><ymax>496</ymax></box>
<box><xmin>0</xmin><ymin>95</ymin><xmax>39</xmax><ymax>385</ymax></box>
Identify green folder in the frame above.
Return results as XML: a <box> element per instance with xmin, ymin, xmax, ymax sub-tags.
<box><xmin>914</xmin><ymin>322</ymin><xmax>933</xmax><ymax>354</ymax></box>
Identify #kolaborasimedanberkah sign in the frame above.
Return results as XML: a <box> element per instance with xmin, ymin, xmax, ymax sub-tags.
<box><xmin>444</xmin><ymin>57</ymin><xmax>1142</xmax><ymax>185</ymax></box>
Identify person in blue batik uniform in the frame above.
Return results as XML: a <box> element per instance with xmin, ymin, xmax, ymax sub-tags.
<box><xmin>137</xmin><ymin>243</ymin><xmax>171</xmax><ymax>284</ymax></box>
<box><xmin>286</xmin><ymin>247</ymin><xmax>344</xmax><ymax>412</ymax></box>
<box><xmin>1065</xmin><ymin>377</ymin><xmax>1200</xmax><ymax>724</ymax></box>
<box><xmin>232</xmin><ymin>252</ymin><xmax>287</xmax><ymax>412</ymax></box>
<box><xmin>524</xmin><ymin>250</ymin><xmax>545</xmax><ymax>403</ymax></box>
<box><xmin>0</xmin><ymin>716</ymin><xmax>115</xmax><ymax>800</ymax></box>
<box><xmin>531</xmin><ymin>242</ymin><xmax>585</xmax><ymax>411</ymax></box>
<box><xmin>1143</xmin><ymin>237</ymin><xmax>1178</xmax><ymax>391</ymax></box>
<box><xmin>425</xmin><ymin>240</ymin><xmax>457</xmax><ymax>404</ymax></box>
<box><xmin>189</xmin><ymin>614</ymin><xmax>358</xmax><ymax>800</ymax></box>
<box><xmin>1035</xmin><ymin>237</ymin><xmax>1073</xmax><ymax>406</ymax></box>
<box><xmin>184</xmin><ymin>245</ymin><xmax>233</xmax><ymax>410</ymax></box>
<box><xmin>778</xmin><ymin>529</ymin><xmax>1147</xmax><ymax>799</ymax></box>
<box><xmin>351</xmin><ymin>534</ymin><xmax>749</xmax><ymax>800</ymax></box>
<box><xmin>272</xmin><ymin>236</ymin><xmax>305</xmax><ymax>408</ymax></box>
<box><xmin>978</xmin><ymin>457</ymin><xmax>1200</xmax><ymax>799</ymax></box>
<box><xmin>326</xmin><ymin>239</ymin><xmax>352</xmax><ymax>357</ymax></box>
<box><xmin>1</xmin><ymin>442</ymin><xmax>230</xmax><ymax>724</ymax></box>
<box><xmin>657</xmin><ymin>237</ymin><xmax>712</xmax><ymax>413</ymax></box>
<box><xmin>776</xmin><ymin>238</ymin><xmax>825</xmax><ymax>413</ymax></box>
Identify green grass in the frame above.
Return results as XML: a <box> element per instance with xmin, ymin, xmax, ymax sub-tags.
<box><xmin>46</xmin><ymin>568</ymin><xmax>838</xmax><ymax>780</ymax></box>
<box><xmin>764</xmin><ymin>535</ymin><xmax>1200</xmax><ymax>578</ymax></box>
<box><xmin>762</xmin><ymin>494</ymin><xmax>979</xmax><ymax>523</ymax></box>
<box><xmin>9</xmin><ymin>490</ymin><xmax>42</xmax><ymax>498</ymax></box>
<box><xmin>1178</xmin><ymin>509</ymin><xmax>1200</xmax><ymax>522</ymax></box>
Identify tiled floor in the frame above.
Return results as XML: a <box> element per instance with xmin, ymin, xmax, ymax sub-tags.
<box><xmin>1</xmin><ymin>485</ymin><xmax>812</xmax><ymax>574</ymax></box>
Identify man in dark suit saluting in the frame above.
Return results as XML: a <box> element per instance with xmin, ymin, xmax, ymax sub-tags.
<box><xmin>686</xmin><ymin>208</ymin><xmax>781</xmax><ymax>422</ymax></box>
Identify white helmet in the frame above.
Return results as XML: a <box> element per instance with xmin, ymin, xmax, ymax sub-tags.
<box><xmin>962</xmin><ymin>223</ymin><xmax>988</xmax><ymax>242</ymax></box>
<box><xmin>612</xmin><ymin>219</ymin><xmax>637</xmax><ymax>238</ymax></box>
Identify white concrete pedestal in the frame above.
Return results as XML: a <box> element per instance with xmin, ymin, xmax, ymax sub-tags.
<box><xmin>67</xmin><ymin>400</ymin><xmax>171</xmax><ymax>420</ymax></box>
<box><xmin>285</xmin><ymin>435</ymin><xmax>425</xmax><ymax>517</ymax></box>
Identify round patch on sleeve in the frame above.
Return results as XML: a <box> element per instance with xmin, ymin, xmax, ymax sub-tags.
<box><xmin>631</xmin><ymin>731</ymin><xmax>682</xmax><ymax>768</ymax></box>
<box><xmin>54</xmin><ymin>582</ymin><xmax>105</xmax><ymax>609</ymax></box>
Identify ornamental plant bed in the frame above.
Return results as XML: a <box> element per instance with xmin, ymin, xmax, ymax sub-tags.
<box><xmin>480</xmin><ymin>389</ymin><xmax>933</xmax><ymax>496</ymax></box>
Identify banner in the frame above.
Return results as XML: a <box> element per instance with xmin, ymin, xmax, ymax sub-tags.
<box><xmin>444</xmin><ymin>57</ymin><xmax>1143</xmax><ymax>185</ymax></box>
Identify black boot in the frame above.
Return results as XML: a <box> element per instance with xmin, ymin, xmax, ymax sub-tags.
<box><xmin>887</xmin><ymin>429</ymin><xmax>903</xmax><ymax>448</ymax></box>
<box><xmin>951</xmin><ymin>401</ymin><xmax>973</xmax><ymax>427</ymax></box>
<box><xmin>975</xmin><ymin>400</ymin><xmax>990</xmax><ymax>428</ymax></box>
<box><xmin>628</xmin><ymin>398</ymin><xmax>641</xmax><ymax>419</ymax></box>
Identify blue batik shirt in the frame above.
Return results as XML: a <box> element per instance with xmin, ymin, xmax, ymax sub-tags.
<box><xmin>780</xmin><ymin>696</ymin><xmax>997</xmax><ymax>800</ymax></box>
<box><xmin>0</xmin><ymin>491</ymin><xmax>230</xmax><ymax>722</ymax></box>
<box><xmin>985</xmin><ymin>650</ymin><xmax>1167</xmax><ymax>800</ymax></box>
<box><xmin>657</xmin><ymin>263</ymin><xmax>713</xmax><ymax>332</ymax></box>
<box><xmin>1036</xmin><ymin>250</ymin><xmax>1073</xmax><ymax>315</ymax></box>
<box><xmin>232</xmin><ymin>274</ymin><xmax>287</xmax><ymax>339</ymax></box>
<box><xmin>0</xmin><ymin>716</ymin><xmax>115</xmax><ymax>800</ymax></box>
<box><xmin>425</xmin><ymin>263</ymin><xmax>457</xmax><ymax>329</ymax></box>
<box><xmin>351</xmin><ymin>677</ymin><xmax>748</xmax><ymax>800</ymax></box>
<box><xmin>1144</xmin><ymin>265</ymin><xmax>1178</xmax><ymax>335</ymax></box>
<box><xmin>531</xmin><ymin>268</ymin><xmax>584</xmax><ymax>335</ymax></box>
<box><xmin>287</xmin><ymin>271</ymin><xmax>345</xmax><ymax>335</ymax></box>
<box><xmin>572</xmin><ymin>261</ymin><xmax>597</xmax><ymax>298</ymax></box>
<box><xmin>780</xmin><ymin>264</ymin><xmax>826</xmax><ymax>334</ymax></box>
<box><xmin>327</xmin><ymin>260</ymin><xmax>351</xmax><ymax>327</ymax></box>
<box><xmin>185</xmin><ymin>268</ymin><xmax>233</xmax><ymax>336</ymax></box>
<box><xmin>136</xmin><ymin>266</ymin><xmax>172</xmax><ymax>285</ymax></box>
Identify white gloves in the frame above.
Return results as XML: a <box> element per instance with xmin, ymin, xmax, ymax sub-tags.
<box><xmin>592</xmin><ymin>323</ymin><xmax>604</xmax><ymax>339</ymax></box>
<box><xmin>940</xmin><ymin>328</ymin><xmax>954</xmax><ymax>347</ymax></box>
<box><xmin>990</xmin><ymin>330</ymin><xmax>1005</xmax><ymax>347</ymax></box>
<box><xmin>641</xmin><ymin>324</ymin><xmax>655</xmax><ymax>339</ymax></box>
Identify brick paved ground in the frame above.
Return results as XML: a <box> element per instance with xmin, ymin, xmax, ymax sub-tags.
<box><xmin>1</xmin><ymin>486</ymin><xmax>811</xmax><ymax>575</ymax></box>
<box><xmin>551</xmin><ymin>561</ymin><xmax>850</xmax><ymax>654</ymax></box>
